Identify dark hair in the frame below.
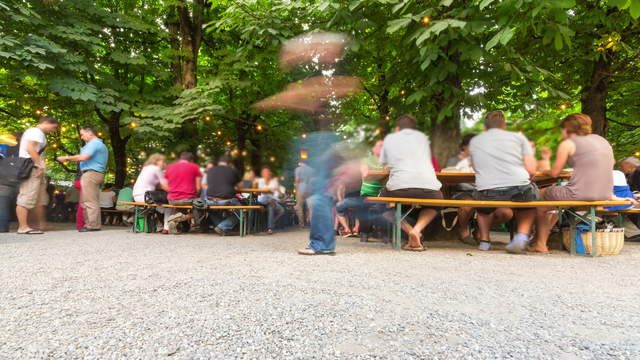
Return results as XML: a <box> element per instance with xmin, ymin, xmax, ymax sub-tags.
<box><xmin>484</xmin><ymin>111</ymin><xmax>505</xmax><ymax>129</ymax></box>
<box><xmin>561</xmin><ymin>113</ymin><xmax>592</xmax><ymax>136</ymax></box>
<box><xmin>81</xmin><ymin>126</ymin><xmax>97</xmax><ymax>135</ymax></box>
<box><xmin>217</xmin><ymin>155</ymin><xmax>231</xmax><ymax>164</ymax></box>
<box><xmin>460</xmin><ymin>133</ymin><xmax>476</xmax><ymax>150</ymax></box>
<box><xmin>180</xmin><ymin>152</ymin><xmax>194</xmax><ymax>162</ymax></box>
<box><xmin>104</xmin><ymin>183</ymin><xmax>114</xmax><ymax>189</ymax></box>
<box><xmin>39</xmin><ymin>116</ymin><xmax>58</xmax><ymax>124</ymax></box>
<box><xmin>395</xmin><ymin>114</ymin><xmax>416</xmax><ymax>130</ymax></box>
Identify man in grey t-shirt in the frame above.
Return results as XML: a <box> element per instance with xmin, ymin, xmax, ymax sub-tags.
<box><xmin>469</xmin><ymin>111</ymin><xmax>537</xmax><ymax>253</ymax></box>
<box><xmin>379</xmin><ymin>115</ymin><xmax>443</xmax><ymax>251</ymax></box>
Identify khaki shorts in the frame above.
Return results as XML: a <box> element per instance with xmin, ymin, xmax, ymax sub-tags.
<box><xmin>17</xmin><ymin>168</ymin><xmax>48</xmax><ymax>209</ymax></box>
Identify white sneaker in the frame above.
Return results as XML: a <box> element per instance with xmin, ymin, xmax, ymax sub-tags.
<box><xmin>478</xmin><ymin>241</ymin><xmax>491</xmax><ymax>251</ymax></box>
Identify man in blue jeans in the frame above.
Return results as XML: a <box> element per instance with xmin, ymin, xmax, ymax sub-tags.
<box><xmin>206</xmin><ymin>155</ymin><xmax>242</xmax><ymax>235</ymax></box>
<box><xmin>297</xmin><ymin>124</ymin><xmax>340</xmax><ymax>255</ymax></box>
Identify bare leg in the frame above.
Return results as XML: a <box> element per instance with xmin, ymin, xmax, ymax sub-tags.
<box><xmin>531</xmin><ymin>207</ymin><xmax>557</xmax><ymax>252</ymax></box>
<box><xmin>476</xmin><ymin>211</ymin><xmax>493</xmax><ymax>242</ymax></box>
<box><xmin>16</xmin><ymin>205</ymin><xmax>32</xmax><ymax>232</ymax></box>
<box><xmin>352</xmin><ymin>218</ymin><xmax>360</xmax><ymax>233</ymax></box>
<box><xmin>337</xmin><ymin>215</ymin><xmax>351</xmax><ymax>233</ymax></box>
<box><xmin>515</xmin><ymin>209</ymin><xmax>536</xmax><ymax>235</ymax></box>
<box><xmin>457</xmin><ymin>206</ymin><xmax>474</xmax><ymax>238</ymax></box>
<box><xmin>383</xmin><ymin>211</ymin><xmax>413</xmax><ymax>235</ymax></box>
<box><xmin>408</xmin><ymin>208</ymin><xmax>437</xmax><ymax>247</ymax></box>
<box><xmin>492</xmin><ymin>208</ymin><xmax>513</xmax><ymax>226</ymax></box>
<box><xmin>32</xmin><ymin>205</ymin><xmax>47</xmax><ymax>231</ymax></box>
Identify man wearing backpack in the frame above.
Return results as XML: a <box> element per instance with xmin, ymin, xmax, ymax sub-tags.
<box><xmin>16</xmin><ymin>117</ymin><xmax>58</xmax><ymax>234</ymax></box>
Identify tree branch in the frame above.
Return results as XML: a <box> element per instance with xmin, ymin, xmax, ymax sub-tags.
<box><xmin>608</xmin><ymin>117</ymin><xmax>640</xmax><ymax>129</ymax></box>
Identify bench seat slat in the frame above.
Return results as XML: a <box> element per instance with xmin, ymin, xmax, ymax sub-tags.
<box><xmin>117</xmin><ymin>201</ymin><xmax>262</xmax><ymax>210</ymax></box>
<box><xmin>364</xmin><ymin>197</ymin><xmax>630</xmax><ymax>208</ymax></box>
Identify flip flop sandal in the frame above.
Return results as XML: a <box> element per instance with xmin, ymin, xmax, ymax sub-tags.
<box><xmin>402</xmin><ymin>245</ymin><xmax>425</xmax><ymax>252</ymax></box>
<box><xmin>17</xmin><ymin>229</ymin><xmax>44</xmax><ymax>235</ymax></box>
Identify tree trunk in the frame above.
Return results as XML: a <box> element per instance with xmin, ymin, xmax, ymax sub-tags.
<box><xmin>581</xmin><ymin>54</ymin><xmax>611</xmax><ymax>136</ymax></box>
<box><xmin>98</xmin><ymin>110</ymin><xmax>129</xmax><ymax>188</ymax></box>
<box><xmin>430</xmin><ymin>75</ymin><xmax>462</xmax><ymax>167</ymax></box>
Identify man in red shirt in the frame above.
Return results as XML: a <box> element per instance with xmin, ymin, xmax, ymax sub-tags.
<box><xmin>164</xmin><ymin>152</ymin><xmax>202</xmax><ymax>233</ymax></box>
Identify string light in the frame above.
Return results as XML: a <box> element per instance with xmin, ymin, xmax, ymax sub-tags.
<box><xmin>256</xmin><ymin>124</ymin><xmax>263</xmax><ymax>131</ymax></box>
<box><xmin>342</xmin><ymin>135</ymin><xmax>348</xmax><ymax>139</ymax></box>
<box><xmin>216</xmin><ymin>130</ymin><xmax>223</xmax><ymax>136</ymax></box>
<box><xmin>130</xmin><ymin>122</ymin><xmax>137</xmax><ymax>128</ymax></box>
<box><xmin>301</xmin><ymin>133</ymin><xmax>307</xmax><ymax>139</ymax></box>
<box><xmin>61</xmin><ymin>126</ymin><xmax>67</xmax><ymax>132</ymax></box>
<box><xmin>269</xmin><ymin>156</ymin><xmax>276</xmax><ymax>162</ymax></box>
<box><xmin>241</xmin><ymin>150</ymin><xmax>248</xmax><ymax>156</ymax></box>
<box><xmin>226</xmin><ymin>140</ymin><xmax>232</xmax><ymax>146</ymax></box>
<box><xmin>421</xmin><ymin>16</ymin><xmax>431</xmax><ymax>25</ymax></box>
<box><xmin>35</xmin><ymin>109</ymin><xmax>42</xmax><ymax>115</ymax></box>
<box><xmin>635</xmin><ymin>152</ymin><xmax>640</xmax><ymax>157</ymax></box>
<box><xmin>400</xmin><ymin>90</ymin><xmax>406</xmax><ymax>95</ymax></box>
<box><xmin>51</xmin><ymin>144</ymin><xmax>58</xmax><ymax>148</ymax></box>
<box><xmin>97</xmin><ymin>132</ymin><xmax>103</xmax><ymax>137</ymax></box>
<box><xmin>205</xmin><ymin>116</ymin><xmax>211</xmax><ymax>121</ymax></box>
<box><xmin>559</xmin><ymin>104</ymin><xmax>567</xmax><ymax>110</ymax></box>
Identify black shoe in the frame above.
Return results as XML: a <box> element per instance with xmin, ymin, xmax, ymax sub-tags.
<box><xmin>78</xmin><ymin>228</ymin><xmax>101</xmax><ymax>232</ymax></box>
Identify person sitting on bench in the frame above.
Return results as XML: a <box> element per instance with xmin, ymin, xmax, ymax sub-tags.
<box><xmin>206</xmin><ymin>155</ymin><xmax>242</xmax><ymax>236</ymax></box>
<box><xmin>531</xmin><ymin>114</ymin><xmax>618</xmax><ymax>253</ymax></box>
<box><xmin>379</xmin><ymin>114</ymin><xmax>443</xmax><ymax>251</ymax></box>
<box><xmin>133</xmin><ymin>154</ymin><xmax>171</xmax><ymax>233</ymax></box>
<box><xmin>164</xmin><ymin>152</ymin><xmax>202</xmax><ymax>234</ymax></box>
<box><xmin>469</xmin><ymin>111</ymin><xmax>537</xmax><ymax>253</ymax></box>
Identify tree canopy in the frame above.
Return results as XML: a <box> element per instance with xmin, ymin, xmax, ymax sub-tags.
<box><xmin>1</xmin><ymin>0</ymin><xmax>639</xmax><ymax>186</ymax></box>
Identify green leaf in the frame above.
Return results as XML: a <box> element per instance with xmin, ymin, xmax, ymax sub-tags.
<box><xmin>630</xmin><ymin>0</ymin><xmax>640</xmax><ymax>18</ymax></box>
<box><xmin>386</xmin><ymin>17</ymin><xmax>413</xmax><ymax>33</ymax></box>
<box><xmin>479</xmin><ymin>0</ymin><xmax>494</xmax><ymax>10</ymax></box>
<box><xmin>607</xmin><ymin>0</ymin><xmax>630</xmax><ymax>9</ymax></box>
<box><xmin>486</xmin><ymin>31</ymin><xmax>501</xmax><ymax>50</ymax></box>
<box><xmin>499</xmin><ymin>27</ymin><xmax>514</xmax><ymax>45</ymax></box>
<box><xmin>553</xmin><ymin>33</ymin><xmax>563</xmax><ymax>50</ymax></box>
<box><xmin>441</xmin><ymin>0</ymin><xmax>454</xmax><ymax>6</ymax></box>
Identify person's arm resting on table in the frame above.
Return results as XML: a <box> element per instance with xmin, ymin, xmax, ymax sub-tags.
<box><xmin>543</xmin><ymin>140</ymin><xmax>574</xmax><ymax>178</ymax></box>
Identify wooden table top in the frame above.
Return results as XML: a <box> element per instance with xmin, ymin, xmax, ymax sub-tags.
<box><xmin>237</xmin><ymin>188</ymin><xmax>273</xmax><ymax>193</ymax></box>
<box><xmin>364</xmin><ymin>197</ymin><xmax>629</xmax><ymax>208</ymax></box>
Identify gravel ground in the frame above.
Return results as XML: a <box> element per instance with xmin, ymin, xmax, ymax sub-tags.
<box><xmin>1</xmin><ymin>224</ymin><xmax>639</xmax><ymax>359</ymax></box>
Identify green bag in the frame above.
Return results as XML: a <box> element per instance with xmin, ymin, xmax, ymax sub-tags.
<box><xmin>135</xmin><ymin>212</ymin><xmax>156</xmax><ymax>233</ymax></box>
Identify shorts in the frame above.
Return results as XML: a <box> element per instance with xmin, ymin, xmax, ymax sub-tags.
<box><xmin>542</xmin><ymin>185</ymin><xmax>575</xmax><ymax>201</ymax></box>
<box><xmin>168</xmin><ymin>198</ymin><xmax>196</xmax><ymax>206</ymax></box>
<box><xmin>382</xmin><ymin>188</ymin><xmax>444</xmax><ymax>209</ymax></box>
<box><xmin>16</xmin><ymin>169</ymin><xmax>48</xmax><ymax>209</ymax></box>
<box><xmin>473</xmin><ymin>183</ymin><xmax>539</xmax><ymax>214</ymax></box>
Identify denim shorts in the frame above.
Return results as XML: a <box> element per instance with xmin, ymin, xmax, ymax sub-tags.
<box><xmin>473</xmin><ymin>183</ymin><xmax>539</xmax><ymax>214</ymax></box>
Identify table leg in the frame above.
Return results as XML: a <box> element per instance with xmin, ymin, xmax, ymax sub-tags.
<box><xmin>133</xmin><ymin>206</ymin><xmax>139</xmax><ymax>233</ymax></box>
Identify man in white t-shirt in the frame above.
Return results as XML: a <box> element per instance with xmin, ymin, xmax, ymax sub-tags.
<box><xmin>379</xmin><ymin>114</ymin><xmax>443</xmax><ymax>251</ymax></box>
<box><xmin>16</xmin><ymin>116</ymin><xmax>59</xmax><ymax>234</ymax></box>
<box><xmin>469</xmin><ymin>111</ymin><xmax>537</xmax><ymax>253</ymax></box>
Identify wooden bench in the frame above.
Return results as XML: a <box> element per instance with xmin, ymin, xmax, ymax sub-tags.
<box><xmin>365</xmin><ymin>197</ymin><xmax>631</xmax><ymax>256</ymax></box>
<box><xmin>117</xmin><ymin>201</ymin><xmax>262</xmax><ymax>237</ymax></box>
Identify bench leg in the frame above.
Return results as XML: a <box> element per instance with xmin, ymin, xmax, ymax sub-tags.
<box><xmin>394</xmin><ymin>203</ymin><xmax>402</xmax><ymax>250</ymax></box>
<box><xmin>590</xmin><ymin>206</ymin><xmax>597</xmax><ymax>257</ymax></box>
<box><xmin>240</xmin><ymin>210</ymin><xmax>245</xmax><ymax>237</ymax></box>
<box><xmin>133</xmin><ymin>206</ymin><xmax>139</xmax><ymax>233</ymax></box>
<box><xmin>569</xmin><ymin>215</ymin><xmax>576</xmax><ymax>255</ymax></box>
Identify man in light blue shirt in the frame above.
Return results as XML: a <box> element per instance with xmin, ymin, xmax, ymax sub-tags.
<box><xmin>57</xmin><ymin>126</ymin><xmax>108</xmax><ymax>232</ymax></box>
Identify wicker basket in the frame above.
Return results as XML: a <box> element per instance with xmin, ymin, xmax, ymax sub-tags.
<box><xmin>561</xmin><ymin>228</ymin><xmax>624</xmax><ymax>256</ymax></box>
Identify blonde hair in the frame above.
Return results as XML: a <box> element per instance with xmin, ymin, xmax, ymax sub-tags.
<box><xmin>561</xmin><ymin>113</ymin><xmax>592</xmax><ymax>136</ymax></box>
<box><xmin>243</xmin><ymin>169</ymin><xmax>255</xmax><ymax>182</ymax></box>
<box><xmin>144</xmin><ymin>153</ymin><xmax>166</xmax><ymax>167</ymax></box>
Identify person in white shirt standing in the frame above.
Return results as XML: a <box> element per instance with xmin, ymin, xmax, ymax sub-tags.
<box><xmin>380</xmin><ymin>114</ymin><xmax>443</xmax><ymax>251</ymax></box>
<box><xmin>16</xmin><ymin>116</ymin><xmax>59</xmax><ymax>234</ymax></box>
